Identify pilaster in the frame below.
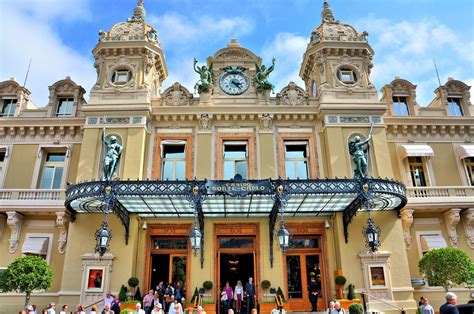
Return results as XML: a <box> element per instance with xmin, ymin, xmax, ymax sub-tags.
<box><xmin>401</xmin><ymin>209</ymin><xmax>414</xmax><ymax>250</ymax></box>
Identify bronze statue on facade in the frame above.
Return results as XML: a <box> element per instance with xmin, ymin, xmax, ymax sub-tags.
<box><xmin>254</xmin><ymin>58</ymin><xmax>276</xmax><ymax>92</ymax></box>
<box><xmin>193</xmin><ymin>58</ymin><xmax>213</xmax><ymax>94</ymax></box>
<box><xmin>102</xmin><ymin>127</ymin><xmax>123</xmax><ymax>181</ymax></box>
<box><xmin>348</xmin><ymin>124</ymin><xmax>373</xmax><ymax>179</ymax></box>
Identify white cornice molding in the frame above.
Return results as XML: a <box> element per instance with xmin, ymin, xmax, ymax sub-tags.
<box><xmin>0</xmin><ymin>125</ymin><xmax>83</xmax><ymax>143</ymax></box>
<box><xmin>6</xmin><ymin>211</ymin><xmax>23</xmax><ymax>253</ymax></box>
<box><xmin>462</xmin><ymin>208</ymin><xmax>474</xmax><ymax>249</ymax></box>
<box><xmin>444</xmin><ymin>208</ymin><xmax>462</xmax><ymax>247</ymax></box>
<box><xmin>56</xmin><ymin>212</ymin><xmax>69</xmax><ymax>254</ymax></box>
<box><xmin>401</xmin><ymin>209</ymin><xmax>415</xmax><ymax>250</ymax></box>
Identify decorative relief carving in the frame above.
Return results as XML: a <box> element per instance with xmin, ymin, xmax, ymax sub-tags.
<box><xmin>259</xmin><ymin>113</ymin><xmax>273</xmax><ymax>131</ymax></box>
<box><xmin>444</xmin><ymin>208</ymin><xmax>461</xmax><ymax>247</ymax></box>
<box><xmin>214</xmin><ymin>49</ymin><xmax>254</xmax><ymax>60</ymax></box>
<box><xmin>162</xmin><ymin>82</ymin><xmax>193</xmax><ymax>106</ymax></box>
<box><xmin>0</xmin><ymin>125</ymin><xmax>83</xmax><ymax>143</ymax></box>
<box><xmin>462</xmin><ymin>208</ymin><xmax>474</xmax><ymax>249</ymax></box>
<box><xmin>6</xmin><ymin>211</ymin><xmax>23</xmax><ymax>253</ymax></box>
<box><xmin>56</xmin><ymin>212</ymin><xmax>68</xmax><ymax>254</ymax></box>
<box><xmin>401</xmin><ymin>209</ymin><xmax>414</xmax><ymax>250</ymax></box>
<box><xmin>198</xmin><ymin>114</ymin><xmax>212</xmax><ymax>131</ymax></box>
<box><xmin>276</xmin><ymin>82</ymin><xmax>307</xmax><ymax>106</ymax></box>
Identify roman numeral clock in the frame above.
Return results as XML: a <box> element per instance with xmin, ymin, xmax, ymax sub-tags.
<box><xmin>219</xmin><ymin>66</ymin><xmax>250</xmax><ymax>95</ymax></box>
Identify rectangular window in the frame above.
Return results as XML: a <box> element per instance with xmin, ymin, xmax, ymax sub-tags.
<box><xmin>465</xmin><ymin>157</ymin><xmax>474</xmax><ymax>186</ymax></box>
<box><xmin>39</xmin><ymin>153</ymin><xmax>65</xmax><ymax>189</ymax></box>
<box><xmin>56</xmin><ymin>98</ymin><xmax>74</xmax><ymax>117</ymax></box>
<box><xmin>161</xmin><ymin>144</ymin><xmax>186</xmax><ymax>180</ymax></box>
<box><xmin>223</xmin><ymin>141</ymin><xmax>248</xmax><ymax>179</ymax></box>
<box><xmin>284</xmin><ymin>141</ymin><xmax>309</xmax><ymax>179</ymax></box>
<box><xmin>0</xmin><ymin>152</ymin><xmax>5</xmax><ymax>179</ymax></box>
<box><xmin>1</xmin><ymin>99</ymin><xmax>17</xmax><ymax>117</ymax></box>
<box><xmin>392</xmin><ymin>96</ymin><xmax>409</xmax><ymax>116</ymax></box>
<box><xmin>22</xmin><ymin>234</ymin><xmax>53</xmax><ymax>264</ymax></box>
<box><xmin>339</xmin><ymin>69</ymin><xmax>355</xmax><ymax>83</ymax></box>
<box><xmin>447</xmin><ymin>97</ymin><xmax>463</xmax><ymax>116</ymax></box>
<box><xmin>408</xmin><ymin>157</ymin><xmax>427</xmax><ymax>187</ymax></box>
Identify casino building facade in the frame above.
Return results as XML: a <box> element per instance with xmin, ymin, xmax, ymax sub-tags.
<box><xmin>0</xmin><ymin>1</ymin><xmax>473</xmax><ymax>313</ymax></box>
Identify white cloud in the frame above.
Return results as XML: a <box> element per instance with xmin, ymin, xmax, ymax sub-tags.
<box><xmin>2</xmin><ymin>0</ymin><xmax>91</xmax><ymax>22</ymax></box>
<box><xmin>149</xmin><ymin>13</ymin><xmax>255</xmax><ymax>46</ymax></box>
<box><xmin>0</xmin><ymin>1</ymin><xmax>95</xmax><ymax>107</ymax></box>
<box><xmin>354</xmin><ymin>17</ymin><xmax>474</xmax><ymax>105</ymax></box>
<box><xmin>261</xmin><ymin>32</ymin><xmax>308</xmax><ymax>93</ymax></box>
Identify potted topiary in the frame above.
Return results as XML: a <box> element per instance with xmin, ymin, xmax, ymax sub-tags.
<box><xmin>339</xmin><ymin>283</ymin><xmax>361</xmax><ymax>311</ymax></box>
<box><xmin>202</xmin><ymin>281</ymin><xmax>215</xmax><ymax>314</ymax></box>
<box><xmin>260</xmin><ymin>280</ymin><xmax>275</xmax><ymax>312</ymax></box>
<box><xmin>348</xmin><ymin>303</ymin><xmax>364</xmax><ymax>314</ymax></box>
<box><xmin>128</xmin><ymin>277</ymin><xmax>139</xmax><ymax>300</ymax></box>
<box><xmin>335</xmin><ymin>275</ymin><xmax>347</xmax><ymax>299</ymax></box>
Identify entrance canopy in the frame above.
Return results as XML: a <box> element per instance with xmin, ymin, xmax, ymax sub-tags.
<box><xmin>65</xmin><ymin>176</ymin><xmax>406</xmax><ymax>246</ymax></box>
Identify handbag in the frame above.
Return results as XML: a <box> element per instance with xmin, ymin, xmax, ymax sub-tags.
<box><xmin>221</xmin><ymin>291</ymin><xmax>228</xmax><ymax>301</ymax></box>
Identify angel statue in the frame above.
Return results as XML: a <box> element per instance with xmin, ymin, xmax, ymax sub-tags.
<box><xmin>348</xmin><ymin>124</ymin><xmax>373</xmax><ymax>179</ymax></box>
<box><xmin>254</xmin><ymin>58</ymin><xmax>276</xmax><ymax>92</ymax></box>
<box><xmin>102</xmin><ymin>127</ymin><xmax>123</xmax><ymax>181</ymax></box>
<box><xmin>193</xmin><ymin>58</ymin><xmax>213</xmax><ymax>94</ymax></box>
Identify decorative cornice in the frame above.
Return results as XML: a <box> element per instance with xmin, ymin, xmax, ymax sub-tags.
<box><xmin>401</xmin><ymin>209</ymin><xmax>415</xmax><ymax>250</ymax></box>
<box><xmin>56</xmin><ymin>212</ymin><xmax>69</xmax><ymax>254</ymax></box>
<box><xmin>444</xmin><ymin>208</ymin><xmax>462</xmax><ymax>247</ymax></box>
<box><xmin>385</xmin><ymin>119</ymin><xmax>474</xmax><ymax>142</ymax></box>
<box><xmin>462</xmin><ymin>208</ymin><xmax>474</xmax><ymax>249</ymax></box>
<box><xmin>6</xmin><ymin>211</ymin><xmax>23</xmax><ymax>253</ymax></box>
<box><xmin>0</xmin><ymin>124</ymin><xmax>83</xmax><ymax>143</ymax></box>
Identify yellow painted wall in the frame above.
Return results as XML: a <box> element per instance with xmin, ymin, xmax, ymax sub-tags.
<box><xmin>196</xmin><ymin>133</ymin><xmax>212</xmax><ymax>179</ymax></box>
<box><xmin>322</xmin><ymin>128</ymin><xmax>347</xmax><ymax>177</ymax></box>
<box><xmin>430</xmin><ymin>143</ymin><xmax>463</xmax><ymax>186</ymax></box>
<box><xmin>4</xmin><ymin>145</ymin><xmax>38</xmax><ymax>188</ymax></box>
<box><xmin>259</xmin><ymin>133</ymin><xmax>276</xmax><ymax>178</ymax></box>
<box><xmin>77</xmin><ymin>128</ymin><xmax>101</xmax><ymax>181</ymax></box>
<box><xmin>67</xmin><ymin>143</ymin><xmax>82</xmax><ymax>183</ymax></box>
<box><xmin>387</xmin><ymin>143</ymin><xmax>402</xmax><ymax>181</ymax></box>
<box><xmin>122</xmin><ymin>128</ymin><xmax>147</xmax><ymax>180</ymax></box>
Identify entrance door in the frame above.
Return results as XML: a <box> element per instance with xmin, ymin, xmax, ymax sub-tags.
<box><xmin>286</xmin><ymin>253</ymin><xmax>324</xmax><ymax>311</ymax></box>
<box><xmin>149</xmin><ymin>237</ymin><xmax>188</xmax><ymax>292</ymax></box>
<box><xmin>217</xmin><ymin>237</ymin><xmax>256</xmax><ymax>314</ymax></box>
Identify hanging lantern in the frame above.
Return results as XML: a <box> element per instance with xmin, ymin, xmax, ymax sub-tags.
<box><xmin>189</xmin><ymin>224</ymin><xmax>202</xmax><ymax>256</ymax></box>
<box><xmin>278</xmin><ymin>222</ymin><xmax>291</xmax><ymax>252</ymax></box>
<box><xmin>95</xmin><ymin>221</ymin><xmax>112</xmax><ymax>257</ymax></box>
<box><xmin>363</xmin><ymin>217</ymin><xmax>381</xmax><ymax>253</ymax></box>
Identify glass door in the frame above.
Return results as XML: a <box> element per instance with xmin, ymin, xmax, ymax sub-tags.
<box><xmin>286</xmin><ymin>254</ymin><xmax>322</xmax><ymax>312</ymax></box>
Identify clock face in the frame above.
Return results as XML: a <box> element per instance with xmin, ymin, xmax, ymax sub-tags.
<box><xmin>219</xmin><ymin>72</ymin><xmax>249</xmax><ymax>95</ymax></box>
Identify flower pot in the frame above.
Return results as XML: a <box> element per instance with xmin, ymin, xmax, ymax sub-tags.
<box><xmin>259</xmin><ymin>303</ymin><xmax>276</xmax><ymax>314</ymax></box>
<box><xmin>338</xmin><ymin>299</ymin><xmax>361</xmax><ymax>311</ymax></box>
<box><xmin>203</xmin><ymin>303</ymin><xmax>216</xmax><ymax>314</ymax></box>
<box><xmin>336</xmin><ymin>285</ymin><xmax>344</xmax><ymax>299</ymax></box>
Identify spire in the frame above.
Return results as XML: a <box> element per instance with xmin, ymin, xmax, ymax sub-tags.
<box><xmin>321</xmin><ymin>1</ymin><xmax>335</xmax><ymax>23</ymax></box>
<box><xmin>131</xmin><ymin>0</ymin><xmax>146</xmax><ymax>21</ymax></box>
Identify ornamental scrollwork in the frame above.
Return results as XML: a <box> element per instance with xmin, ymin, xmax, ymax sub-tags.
<box><xmin>276</xmin><ymin>81</ymin><xmax>307</xmax><ymax>106</ymax></box>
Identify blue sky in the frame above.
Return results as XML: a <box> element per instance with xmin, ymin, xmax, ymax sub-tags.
<box><xmin>1</xmin><ymin>0</ymin><xmax>473</xmax><ymax>107</ymax></box>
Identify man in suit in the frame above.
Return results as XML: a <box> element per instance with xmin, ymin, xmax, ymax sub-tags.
<box><xmin>440</xmin><ymin>292</ymin><xmax>459</xmax><ymax>314</ymax></box>
<box><xmin>245</xmin><ymin>277</ymin><xmax>256</xmax><ymax>314</ymax></box>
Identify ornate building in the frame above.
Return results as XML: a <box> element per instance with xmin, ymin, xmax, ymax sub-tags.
<box><xmin>0</xmin><ymin>1</ymin><xmax>472</xmax><ymax>313</ymax></box>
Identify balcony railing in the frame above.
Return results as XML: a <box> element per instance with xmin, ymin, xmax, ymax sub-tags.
<box><xmin>407</xmin><ymin>186</ymin><xmax>474</xmax><ymax>198</ymax></box>
<box><xmin>0</xmin><ymin>189</ymin><xmax>65</xmax><ymax>202</ymax></box>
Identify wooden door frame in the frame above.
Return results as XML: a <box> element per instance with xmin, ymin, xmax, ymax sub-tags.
<box><xmin>282</xmin><ymin>222</ymin><xmax>328</xmax><ymax>312</ymax></box>
<box><xmin>144</xmin><ymin>224</ymin><xmax>192</xmax><ymax>300</ymax></box>
<box><xmin>214</xmin><ymin>223</ymin><xmax>260</xmax><ymax>312</ymax></box>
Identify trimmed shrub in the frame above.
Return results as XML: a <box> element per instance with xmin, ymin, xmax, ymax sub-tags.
<box><xmin>261</xmin><ymin>280</ymin><xmax>271</xmax><ymax>290</ymax></box>
<box><xmin>348</xmin><ymin>303</ymin><xmax>364</xmax><ymax>314</ymax></box>
<box><xmin>335</xmin><ymin>276</ymin><xmax>347</xmax><ymax>286</ymax></box>
<box><xmin>203</xmin><ymin>280</ymin><xmax>213</xmax><ymax>291</ymax></box>
<box><xmin>347</xmin><ymin>283</ymin><xmax>356</xmax><ymax>300</ymax></box>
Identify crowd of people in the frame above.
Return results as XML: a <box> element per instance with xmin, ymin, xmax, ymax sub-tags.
<box><xmin>18</xmin><ymin>289</ymin><xmax>467</xmax><ymax>314</ymax></box>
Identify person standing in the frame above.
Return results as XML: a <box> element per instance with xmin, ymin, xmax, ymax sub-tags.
<box><xmin>111</xmin><ymin>296</ymin><xmax>121</xmax><ymax>314</ymax></box>
<box><xmin>326</xmin><ymin>301</ymin><xmax>335</xmax><ymax>314</ymax></box>
<box><xmin>46</xmin><ymin>303</ymin><xmax>56</xmax><ymax>314</ymax></box>
<box><xmin>223</xmin><ymin>282</ymin><xmax>233</xmax><ymax>314</ymax></box>
<box><xmin>234</xmin><ymin>280</ymin><xmax>243</xmax><ymax>314</ymax></box>
<box><xmin>101</xmin><ymin>304</ymin><xmax>113</xmax><ymax>314</ymax></box>
<box><xmin>419</xmin><ymin>297</ymin><xmax>434</xmax><ymax>314</ymax></box>
<box><xmin>143</xmin><ymin>289</ymin><xmax>154</xmax><ymax>314</ymax></box>
<box><xmin>134</xmin><ymin>303</ymin><xmax>146</xmax><ymax>314</ymax></box>
<box><xmin>308</xmin><ymin>276</ymin><xmax>319</xmax><ymax>312</ymax></box>
<box><xmin>440</xmin><ymin>293</ymin><xmax>459</xmax><ymax>314</ymax></box>
<box><xmin>332</xmin><ymin>301</ymin><xmax>345</xmax><ymax>314</ymax></box>
<box><xmin>245</xmin><ymin>277</ymin><xmax>256</xmax><ymax>314</ymax></box>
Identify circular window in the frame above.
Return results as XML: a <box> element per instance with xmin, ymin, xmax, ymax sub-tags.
<box><xmin>111</xmin><ymin>67</ymin><xmax>132</xmax><ymax>85</ymax></box>
<box><xmin>337</xmin><ymin>67</ymin><xmax>358</xmax><ymax>85</ymax></box>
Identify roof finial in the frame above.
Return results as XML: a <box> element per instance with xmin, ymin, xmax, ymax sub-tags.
<box><xmin>321</xmin><ymin>1</ymin><xmax>335</xmax><ymax>23</ymax></box>
<box><xmin>131</xmin><ymin>0</ymin><xmax>146</xmax><ymax>21</ymax></box>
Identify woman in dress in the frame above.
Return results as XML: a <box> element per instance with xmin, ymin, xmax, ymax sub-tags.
<box><xmin>234</xmin><ymin>281</ymin><xmax>243</xmax><ymax>314</ymax></box>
